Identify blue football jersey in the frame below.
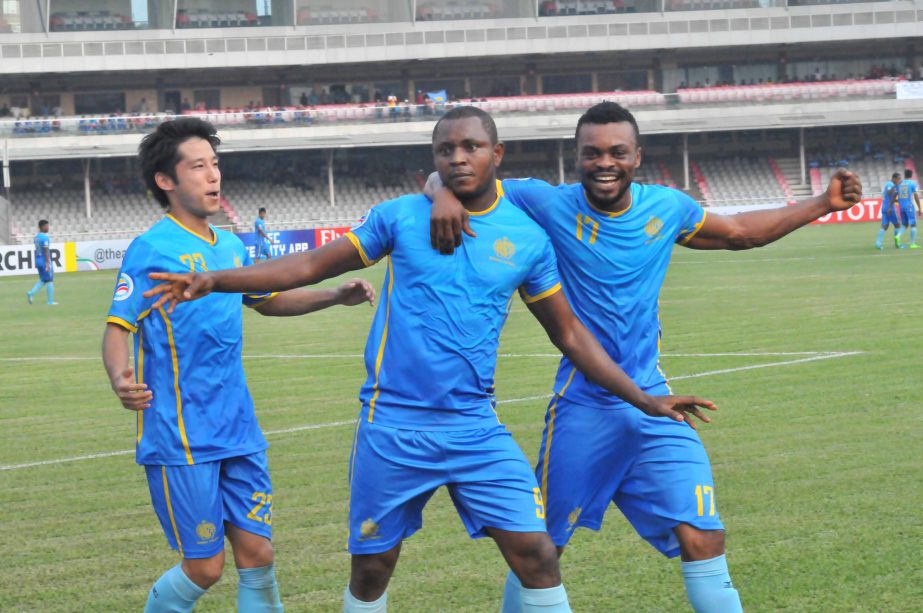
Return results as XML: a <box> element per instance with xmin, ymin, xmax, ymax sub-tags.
<box><xmin>346</xmin><ymin>194</ymin><xmax>561</xmax><ymax>430</ymax></box>
<box><xmin>897</xmin><ymin>179</ymin><xmax>918</xmax><ymax>208</ymax></box>
<box><xmin>107</xmin><ymin>214</ymin><xmax>276</xmax><ymax>466</ymax></box>
<box><xmin>34</xmin><ymin>232</ymin><xmax>50</xmax><ymax>267</ymax></box>
<box><xmin>883</xmin><ymin>181</ymin><xmax>897</xmax><ymax>208</ymax></box>
<box><xmin>499</xmin><ymin>179</ymin><xmax>706</xmax><ymax>408</ymax></box>
<box><xmin>255</xmin><ymin>217</ymin><xmax>267</xmax><ymax>236</ymax></box>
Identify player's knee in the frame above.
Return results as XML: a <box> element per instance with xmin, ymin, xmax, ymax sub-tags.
<box><xmin>350</xmin><ymin>551</ymin><xmax>399</xmax><ymax>599</ymax></box>
<box><xmin>507</xmin><ymin>534</ymin><xmax>561</xmax><ymax>588</ymax></box>
<box><xmin>183</xmin><ymin>552</ymin><xmax>226</xmax><ymax>588</ymax></box>
<box><xmin>676</xmin><ymin>525</ymin><xmax>726</xmax><ymax>561</ymax></box>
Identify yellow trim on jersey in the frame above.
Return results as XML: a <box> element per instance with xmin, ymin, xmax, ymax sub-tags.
<box><xmin>540</xmin><ymin>367</ymin><xmax>578</xmax><ymax>505</ymax></box>
<box><xmin>468</xmin><ymin>192</ymin><xmax>501</xmax><ymax>216</ymax></box>
<box><xmin>586</xmin><ymin>188</ymin><xmax>633</xmax><ymax>218</ymax></box>
<box><xmin>160</xmin><ymin>307</ymin><xmax>195</xmax><ymax>465</ymax></box>
<box><xmin>520</xmin><ymin>283</ymin><xmax>562</xmax><ymax>304</ymax></box>
<box><xmin>162</xmin><ymin>467</ymin><xmax>185</xmax><ymax>557</ymax></box>
<box><xmin>496</xmin><ymin>178</ymin><xmax>505</xmax><ymax>197</ymax></box>
<box><xmin>107</xmin><ymin>316</ymin><xmax>137</xmax><ymax>334</ymax></box>
<box><xmin>345</xmin><ymin>232</ymin><xmax>373</xmax><ymax>268</ymax></box>
<box><xmin>166</xmin><ymin>213</ymin><xmax>217</xmax><ymax>245</ymax></box>
<box><xmin>137</xmin><ymin>327</ymin><xmax>145</xmax><ymax>445</ymax></box>
<box><xmin>678</xmin><ymin>209</ymin><xmax>708</xmax><ymax>245</ymax></box>
<box><xmin>244</xmin><ymin>292</ymin><xmax>279</xmax><ymax>308</ymax></box>
<box><xmin>367</xmin><ymin>257</ymin><xmax>395</xmax><ymax>423</ymax></box>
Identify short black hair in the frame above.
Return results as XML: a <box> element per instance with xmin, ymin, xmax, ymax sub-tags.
<box><xmin>38</xmin><ymin>219</ymin><xmax>49</xmax><ymax>229</ymax></box>
<box><xmin>892</xmin><ymin>172</ymin><xmax>902</xmax><ymax>181</ymax></box>
<box><xmin>575</xmin><ymin>101</ymin><xmax>640</xmax><ymax>143</ymax></box>
<box><xmin>258</xmin><ymin>207</ymin><xmax>267</xmax><ymax>214</ymax></box>
<box><xmin>432</xmin><ymin>105</ymin><xmax>498</xmax><ymax>145</ymax></box>
<box><xmin>138</xmin><ymin>117</ymin><xmax>220</xmax><ymax>209</ymax></box>
<box><xmin>905</xmin><ymin>169</ymin><xmax>913</xmax><ymax>179</ymax></box>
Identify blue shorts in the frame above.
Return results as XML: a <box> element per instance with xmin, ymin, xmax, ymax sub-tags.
<box><xmin>37</xmin><ymin>265</ymin><xmax>53</xmax><ymax>283</ymax></box>
<box><xmin>145</xmin><ymin>451</ymin><xmax>273</xmax><ymax>559</ymax></box>
<box><xmin>256</xmin><ymin>240</ymin><xmax>271</xmax><ymax>259</ymax></box>
<box><xmin>900</xmin><ymin>204</ymin><xmax>916</xmax><ymax>226</ymax></box>
<box><xmin>881</xmin><ymin>206</ymin><xmax>901</xmax><ymax>228</ymax></box>
<box><xmin>535</xmin><ymin>391</ymin><xmax>723</xmax><ymax>558</ymax></box>
<box><xmin>347</xmin><ymin>420</ymin><xmax>547</xmax><ymax>554</ymax></box>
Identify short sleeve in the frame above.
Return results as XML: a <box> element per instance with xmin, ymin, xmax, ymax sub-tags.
<box><xmin>39</xmin><ymin>235</ymin><xmax>49</xmax><ymax>249</ymax></box>
<box><xmin>674</xmin><ymin>190</ymin><xmax>708</xmax><ymax>245</ymax></box>
<box><xmin>344</xmin><ymin>201</ymin><xmax>397</xmax><ymax>267</ymax></box>
<box><xmin>239</xmin><ymin>243</ymin><xmax>277</xmax><ymax>307</ymax></box>
<box><xmin>518</xmin><ymin>236</ymin><xmax>561</xmax><ymax>304</ymax></box>
<box><xmin>500</xmin><ymin>178</ymin><xmax>555</xmax><ymax>224</ymax></box>
<box><xmin>106</xmin><ymin>239</ymin><xmax>162</xmax><ymax>333</ymax></box>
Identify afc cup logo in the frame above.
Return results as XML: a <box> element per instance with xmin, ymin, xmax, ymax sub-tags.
<box><xmin>113</xmin><ymin>273</ymin><xmax>134</xmax><ymax>301</ymax></box>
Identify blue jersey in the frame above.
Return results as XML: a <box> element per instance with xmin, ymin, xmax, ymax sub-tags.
<box><xmin>255</xmin><ymin>217</ymin><xmax>267</xmax><ymax>237</ymax></box>
<box><xmin>346</xmin><ymin>194</ymin><xmax>561</xmax><ymax>430</ymax></box>
<box><xmin>499</xmin><ymin>179</ymin><xmax>706</xmax><ymax>408</ymax></box>
<box><xmin>107</xmin><ymin>214</ymin><xmax>275</xmax><ymax>466</ymax></box>
<box><xmin>34</xmin><ymin>232</ymin><xmax>50</xmax><ymax>267</ymax></box>
<box><xmin>883</xmin><ymin>181</ymin><xmax>898</xmax><ymax>209</ymax></box>
<box><xmin>897</xmin><ymin>179</ymin><xmax>918</xmax><ymax>208</ymax></box>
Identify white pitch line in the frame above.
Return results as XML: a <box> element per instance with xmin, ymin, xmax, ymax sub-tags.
<box><xmin>0</xmin><ymin>351</ymin><xmax>847</xmax><ymax>362</ymax></box>
<box><xmin>0</xmin><ymin>350</ymin><xmax>863</xmax><ymax>472</ymax></box>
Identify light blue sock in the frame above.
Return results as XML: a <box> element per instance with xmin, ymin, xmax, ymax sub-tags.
<box><xmin>681</xmin><ymin>554</ymin><xmax>743</xmax><ymax>613</ymax></box>
<box><xmin>144</xmin><ymin>564</ymin><xmax>207</xmax><ymax>613</ymax></box>
<box><xmin>343</xmin><ymin>585</ymin><xmax>387</xmax><ymax>612</ymax></box>
<box><xmin>500</xmin><ymin>570</ymin><xmax>522</xmax><ymax>613</ymax></box>
<box><xmin>28</xmin><ymin>280</ymin><xmax>44</xmax><ymax>297</ymax></box>
<box><xmin>876</xmin><ymin>228</ymin><xmax>886</xmax><ymax>245</ymax></box>
<box><xmin>46</xmin><ymin>282</ymin><xmax>55</xmax><ymax>303</ymax></box>
<box><xmin>520</xmin><ymin>584</ymin><xmax>571</xmax><ymax>612</ymax></box>
<box><xmin>238</xmin><ymin>564</ymin><xmax>283</xmax><ymax>612</ymax></box>
<box><xmin>912</xmin><ymin>227</ymin><xmax>918</xmax><ymax>243</ymax></box>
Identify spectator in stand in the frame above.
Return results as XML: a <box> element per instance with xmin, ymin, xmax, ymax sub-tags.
<box><xmin>299</xmin><ymin>91</ymin><xmax>308</xmax><ymax>106</ymax></box>
<box><xmin>0</xmin><ymin>103</ymin><xmax>9</xmax><ymax>117</ymax></box>
<box><xmin>181</xmin><ymin>98</ymin><xmax>191</xmax><ymax>112</ymax></box>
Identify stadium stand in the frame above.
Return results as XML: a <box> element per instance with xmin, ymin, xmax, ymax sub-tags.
<box><xmin>49</xmin><ymin>11</ymin><xmax>134</xmax><ymax>32</ymax></box>
<box><xmin>175</xmin><ymin>9</ymin><xmax>259</xmax><ymax>29</ymax></box>
<box><xmin>296</xmin><ymin>6</ymin><xmax>380</xmax><ymax>25</ymax></box>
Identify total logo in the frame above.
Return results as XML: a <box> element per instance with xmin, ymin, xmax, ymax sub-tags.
<box><xmin>113</xmin><ymin>273</ymin><xmax>134</xmax><ymax>301</ymax></box>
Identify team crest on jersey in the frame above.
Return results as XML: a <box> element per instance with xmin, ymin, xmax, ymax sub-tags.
<box><xmin>351</xmin><ymin>209</ymin><xmax>372</xmax><ymax>231</ymax></box>
<box><xmin>359</xmin><ymin>518</ymin><xmax>380</xmax><ymax>540</ymax></box>
<box><xmin>234</xmin><ymin>255</ymin><xmax>242</xmax><ymax>268</ymax></box>
<box><xmin>644</xmin><ymin>216</ymin><xmax>665</xmax><ymax>244</ymax></box>
<box><xmin>113</xmin><ymin>273</ymin><xmax>134</xmax><ymax>301</ymax></box>
<box><xmin>195</xmin><ymin>520</ymin><xmax>218</xmax><ymax>543</ymax></box>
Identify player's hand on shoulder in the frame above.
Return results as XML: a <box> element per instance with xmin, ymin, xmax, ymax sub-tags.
<box><xmin>639</xmin><ymin>394</ymin><xmax>717</xmax><ymax>429</ymax></box>
<box><xmin>430</xmin><ymin>186</ymin><xmax>476</xmax><ymax>255</ymax></box>
<box><xmin>825</xmin><ymin>168</ymin><xmax>863</xmax><ymax>212</ymax></box>
<box><xmin>111</xmin><ymin>367</ymin><xmax>152</xmax><ymax>411</ymax></box>
<box><xmin>336</xmin><ymin>277</ymin><xmax>376</xmax><ymax>307</ymax></box>
<box><xmin>144</xmin><ymin>271</ymin><xmax>215</xmax><ymax>313</ymax></box>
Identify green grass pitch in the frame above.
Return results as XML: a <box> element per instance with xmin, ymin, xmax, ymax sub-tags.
<box><xmin>1</xmin><ymin>222</ymin><xmax>921</xmax><ymax>612</ymax></box>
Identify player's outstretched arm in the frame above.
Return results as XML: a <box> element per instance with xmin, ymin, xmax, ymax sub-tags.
<box><xmin>102</xmin><ymin>323</ymin><xmax>152</xmax><ymax>411</ymax></box>
<box><xmin>684</xmin><ymin>168</ymin><xmax>863</xmax><ymax>250</ymax></box>
<box><xmin>526</xmin><ymin>291</ymin><xmax>716</xmax><ymax>425</ymax></box>
<box><xmin>425</xmin><ymin>172</ymin><xmax>476</xmax><ymax>254</ymax></box>
<box><xmin>144</xmin><ymin>236</ymin><xmax>366</xmax><ymax>312</ymax></box>
<box><xmin>255</xmin><ymin>277</ymin><xmax>376</xmax><ymax>316</ymax></box>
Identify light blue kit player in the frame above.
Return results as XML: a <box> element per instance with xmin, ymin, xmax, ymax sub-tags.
<box><xmin>254</xmin><ymin>207</ymin><xmax>273</xmax><ymax>259</ymax></box>
<box><xmin>102</xmin><ymin>117</ymin><xmax>374</xmax><ymax>613</ymax></box>
<box><xmin>429</xmin><ymin>102</ymin><xmax>861</xmax><ymax>613</ymax></box>
<box><xmin>26</xmin><ymin>219</ymin><xmax>57</xmax><ymax>305</ymax></box>
<box><xmin>896</xmin><ymin>169</ymin><xmax>920</xmax><ymax>248</ymax></box>
<box><xmin>876</xmin><ymin>172</ymin><xmax>903</xmax><ymax>249</ymax></box>
<box><xmin>143</xmin><ymin>106</ymin><xmax>714</xmax><ymax>613</ymax></box>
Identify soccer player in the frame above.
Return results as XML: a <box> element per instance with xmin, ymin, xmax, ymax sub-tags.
<box><xmin>143</xmin><ymin>107</ymin><xmax>716</xmax><ymax>613</ymax></box>
<box><xmin>101</xmin><ymin>117</ymin><xmax>375</xmax><ymax>613</ymax></box>
<box><xmin>896</xmin><ymin>168</ymin><xmax>920</xmax><ymax>248</ymax></box>
<box><xmin>876</xmin><ymin>172</ymin><xmax>902</xmax><ymax>249</ymax></box>
<box><xmin>428</xmin><ymin>102</ymin><xmax>863</xmax><ymax>613</ymax></box>
<box><xmin>255</xmin><ymin>207</ymin><xmax>273</xmax><ymax>259</ymax></box>
<box><xmin>26</xmin><ymin>219</ymin><xmax>57</xmax><ymax>305</ymax></box>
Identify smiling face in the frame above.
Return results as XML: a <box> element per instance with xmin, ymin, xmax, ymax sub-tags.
<box><xmin>155</xmin><ymin>136</ymin><xmax>221</xmax><ymax>221</ymax></box>
<box><xmin>433</xmin><ymin>116</ymin><xmax>503</xmax><ymax>208</ymax></box>
<box><xmin>576</xmin><ymin>121</ymin><xmax>642</xmax><ymax>212</ymax></box>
